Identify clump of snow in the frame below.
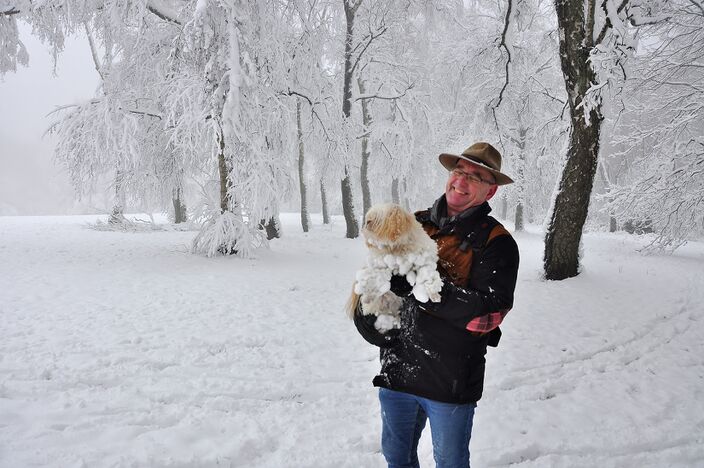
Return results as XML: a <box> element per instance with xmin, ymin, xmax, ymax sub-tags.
<box><xmin>374</xmin><ymin>313</ymin><xmax>402</xmax><ymax>333</ymax></box>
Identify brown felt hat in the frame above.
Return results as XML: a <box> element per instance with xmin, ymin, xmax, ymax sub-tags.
<box><xmin>439</xmin><ymin>142</ymin><xmax>514</xmax><ymax>185</ymax></box>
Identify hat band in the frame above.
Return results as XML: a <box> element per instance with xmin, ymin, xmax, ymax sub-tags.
<box><xmin>462</xmin><ymin>155</ymin><xmax>499</xmax><ymax>172</ymax></box>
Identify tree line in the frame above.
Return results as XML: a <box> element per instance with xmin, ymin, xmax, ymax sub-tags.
<box><xmin>1</xmin><ymin>0</ymin><xmax>701</xmax><ymax>280</ymax></box>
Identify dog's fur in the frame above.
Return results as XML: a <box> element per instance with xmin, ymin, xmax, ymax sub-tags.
<box><xmin>346</xmin><ymin>203</ymin><xmax>442</xmax><ymax>330</ymax></box>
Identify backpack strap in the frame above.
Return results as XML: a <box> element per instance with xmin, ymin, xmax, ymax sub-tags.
<box><xmin>459</xmin><ymin>216</ymin><xmax>509</xmax><ymax>348</ymax></box>
<box><xmin>458</xmin><ymin>216</ymin><xmax>501</xmax><ymax>253</ymax></box>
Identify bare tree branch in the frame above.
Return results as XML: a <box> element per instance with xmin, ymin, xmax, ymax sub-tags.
<box><xmin>280</xmin><ymin>90</ymin><xmax>335</xmax><ymax>144</ymax></box>
<box><xmin>689</xmin><ymin>0</ymin><xmax>704</xmax><ymax>16</ymax></box>
<box><xmin>528</xmin><ymin>76</ymin><xmax>566</xmax><ymax>104</ymax></box>
<box><xmin>354</xmin><ymin>83</ymin><xmax>414</xmax><ymax>102</ymax></box>
<box><xmin>349</xmin><ymin>0</ymin><xmax>363</xmax><ymax>15</ymax></box>
<box><xmin>494</xmin><ymin>0</ymin><xmax>513</xmax><ymax>109</ymax></box>
<box><xmin>282</xmin><ymin>89</ymin><xmax>315</xmax><ymax>106</ymax></box>
<box><xmin>350</xmin><ymin>26</ymin><xmax>387</xmax><ymax>75</ymax></box>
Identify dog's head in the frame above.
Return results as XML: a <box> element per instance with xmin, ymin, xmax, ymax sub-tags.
<box><xmin>362</xmin><ymin>203</ymin><xmax>416</xmax><ymax>247</ymax></box>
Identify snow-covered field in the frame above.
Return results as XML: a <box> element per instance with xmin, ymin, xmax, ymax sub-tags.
<box><xmin>1</xmin><ymin>213</ymin><xmax>703</xmax><ymax>468</ymax></box>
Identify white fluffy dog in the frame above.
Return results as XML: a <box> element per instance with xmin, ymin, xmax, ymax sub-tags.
<box><xmin>347</xmin><ymin>203</ymin><xmax>443</xmax><ymax>332</ymax></box>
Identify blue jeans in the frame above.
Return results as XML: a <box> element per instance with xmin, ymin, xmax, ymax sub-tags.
<box><xmin>379</xmin><ymin>388</ymin><xmax>476</xmax><ymax>468</ymax></box>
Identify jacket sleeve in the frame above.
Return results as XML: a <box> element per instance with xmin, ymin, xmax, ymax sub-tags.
<box><xmin>419</xmin><ymin>234</ymin><xmax>519</xmax><ymax>332</ymax></box>
<box><xmin>352</xmin><ymin>302</ymin><xmax>400</xmax><ymax>348</ymax></box>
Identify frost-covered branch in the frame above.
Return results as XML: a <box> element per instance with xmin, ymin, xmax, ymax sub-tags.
<box><xmin>146</xmin><ymin>0</ymin><xmax>182</xmax><ymax>25</ymax></box>
<box><xmin>603</xmin><ymin>0</ymin><xmax>704</xmax><ymax>251</ymax></box>
<box><xmin>83</xmin><ymin>23</ymin><xmax>104</xmax><ymax>81</ymax></box>
<box><xmin>52</xmin><ymin>97</ymin><xmax>163</xmax><ymax>119</ymax></box>
<box><xmin>350</xmin><ymin>25</ymin><xmax>387</xmax><ymax>75</ymax></box>
<box><xmin>528</xmin><ymin>76</ymin><xmax>566</xmax><ymax>104</ymax></box>
<box><xmin>595</xmin><ymin>0</ymin><xmax>628</xmax><ymax>45</ymax></box>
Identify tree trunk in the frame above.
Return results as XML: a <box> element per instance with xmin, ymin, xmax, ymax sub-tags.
<box><xmin>391</xmin><ymin>177</ymin><xmax>400</xmax><ymax>205</ymax></box>
<box><xmin>513</xmin><ymin>126</ymin><xmax>527</xmax><ymax>232</ymax></box>
<box><xmin>598</xmin><ymin>158</ymin><xmax>617</xmax><ymax>233</ymax></box>
<box><xmin>108</xmin><ymin>204</ymin><xmax>125</xmax><ymax>224</ymax></box>
<box><xmin>544</xmin><ymin>0</ymin><xmax>603</xmax><ymax>280</ymax></box>
<box><xmin>341</xmin><ymin>167</ymin><xmax>358</xmax><ymax>238</ymax></box>
<box><xmin>320</xmin><ymin>179</ymin><xmax>330</xmax><ymax>224</ymax></box>
<box><xmin>609</xmin><ymin>216</ymin><xmax>617</xmax><ymax>233</ymax></box>
<box><xmin>215</xmin><ymin>128</ymin><xmax>245</xmax><ymax>255</ymax></box>
<box><xmin>217</xmin><ymin>133</ymin><xmax>230</xmax><ymax>214</ymax></box>
<box><xmin>500</xmin><ymin>194</ymin><xmax>508</xmax><ymax>220</ymax></box>
<box><xmin>515</xmin><ymin>202</ymin><xmax>524</xmax><ymax>231</ymax></box>
<box><xmin>358</xmin><ymin>77</ymin><xmax>372</xmax><ymax>217</ymax></box>
<box><xmin>296</xmin><ymin>99</ymin><xmax>311</xmax><ymax>232</ymax></box>
<box><xmin>173</xmin><ymin>186</ymin><xmax>187</xmax><ymax>224</ymax></box>
<box><xmin>109</xmin><ymin>168</ymin><xmax>127</xmax><ymax>224</ymax></box>
<box><xmin>402</xmin><ymin>178</ymin><xmax>410</xmax><ymax>211</ymax></box>
<box><xmin>340</xmin><ymin>0</ymin><xmax>360</xmax><ymax>239</ymax></box>
<box><xmin>261</xmin><ymin>216</ymin><xmax>281</xmax><ymax>239</ymax></box>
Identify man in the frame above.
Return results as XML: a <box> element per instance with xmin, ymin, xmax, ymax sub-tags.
<box><xmin>354</xmin><ymin>142</ymin><xmax>520</xmax><ymax>468</ymax></box>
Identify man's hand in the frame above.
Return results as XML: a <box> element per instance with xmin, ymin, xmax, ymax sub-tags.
<box><xmin>389</xmin><ymin>274</ymin><xmax>413</xmax><ymax>297</ymax></box>
<box><xmin>353</xmin><ymin>301</ymin><xmax>400</xmax><ymax>348</ymax></box>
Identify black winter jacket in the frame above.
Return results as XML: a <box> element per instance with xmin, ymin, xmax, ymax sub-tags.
<box><xmin>354</xmin><ymin>198</ymin><xmax>519</xmax><ymax>403</ymax></box>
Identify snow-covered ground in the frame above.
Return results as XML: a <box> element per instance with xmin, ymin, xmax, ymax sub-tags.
<box><xmin>1</xmin><ymin>213</ymin><xmax>703</xmax><ymax>467</ymax></box>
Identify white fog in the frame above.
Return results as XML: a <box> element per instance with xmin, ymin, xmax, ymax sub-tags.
<box><xmin>0</xmin><ymin>23</ymin><xmax>96</xmax><ymax>215</ymax></box>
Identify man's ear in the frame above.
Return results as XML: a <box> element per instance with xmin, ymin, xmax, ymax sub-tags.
<box><xmin>485</xmin><ymin>185</ymin><xmax>498</xmax><ymax>201</ymax></box>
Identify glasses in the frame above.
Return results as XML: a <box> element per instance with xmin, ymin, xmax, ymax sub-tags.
<box><xmin>450</xmin><ymin>168</ymin><xmax>495</xmax><ymax>185</ymax></box>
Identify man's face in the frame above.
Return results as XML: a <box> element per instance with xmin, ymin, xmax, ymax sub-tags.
<box><xmin>444</xmin><ymin>159</ymin><xmax>498</xmax><ymax>216</ymax></box>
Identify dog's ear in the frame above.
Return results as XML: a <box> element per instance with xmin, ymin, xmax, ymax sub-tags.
<box><xmin>379</xmin><ymin>204</ymin><xmax>414</xmax><ymax>242</ymax></box>
<box><xmin>363</xmin><ymin>210</ymin><xmax>380</xmax><ymax>243</ymax></box>
<box><xmin>346</xmin><ymin>287</ymin><xmax>360</xmax><ymax>319</ymax></box>
<box><xmin>363</xmin><ymin>209</ymin><xmax>376</xmax><ymax>230</ymax></box>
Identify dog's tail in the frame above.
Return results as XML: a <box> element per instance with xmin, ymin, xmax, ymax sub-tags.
<box><xmin>345</xmin><ymin>286</ymin><xmax>361</xmax><ymax>319</ymax></box>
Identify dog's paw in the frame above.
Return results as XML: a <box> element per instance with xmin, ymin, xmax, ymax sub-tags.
<box><xmin>412</xmin><ymin>285</ymin><xmax>429</xmax><ymax>303</ymax></box>
<box><xmin>355</xmin><ymin>266</ymin><xmax>393</xmax><ymax>296</ymax></box>
<box><xmin>429</xmin><ymin>290</ymin><xmax>442</xmax><ymax>303</ymax></box>
<box><xmin>405</xmin><ymin>270</ymin><xmax>417</xmax><ymax>286</ymax></box>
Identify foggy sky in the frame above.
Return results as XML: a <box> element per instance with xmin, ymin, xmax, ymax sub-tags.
<box><xmin>0</xmin><ymin>23</ymin><xmax>98</xmax><ymax>215</ymax></box>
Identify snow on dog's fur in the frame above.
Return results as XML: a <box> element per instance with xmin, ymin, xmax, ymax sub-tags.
<box><xmin>346</xmin><ymin>203</ymin><xmax>443</xmax><ymax>331</ymax></box>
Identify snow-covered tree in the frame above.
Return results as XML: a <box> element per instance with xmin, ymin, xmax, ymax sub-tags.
<box><xmin>601</xmin><ymin>0</ymin><xmax>703</xmax><ymax>251</ymax></box>
<box><xmin>544</xmin><ymin>0</ymin><xmax>667</xmax><ymax>280</ymax></box>
<box><xmin>6</xmin><ymin>0</ymin><xmax>701</xmax><ymax>262</ymax></box>
<box><xmin>479</xmin><ymin>0</ymin><xmax>568</xmax><ymax>231</ymax></box>
<box><xmin>183</xmin><ymin>0</ymin><xmax>299</xmax><ymax>256</ymax></box>
<box><xmin>48</xmin><ymin>11</ymin><xmax>186</xmax><ymax>225</ymax></box>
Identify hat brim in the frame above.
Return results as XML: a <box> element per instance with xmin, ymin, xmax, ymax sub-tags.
<box><xmin>439</xmin><ymin>153</ymin><xmax>514</xmax><ymax>185</ymax></box>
